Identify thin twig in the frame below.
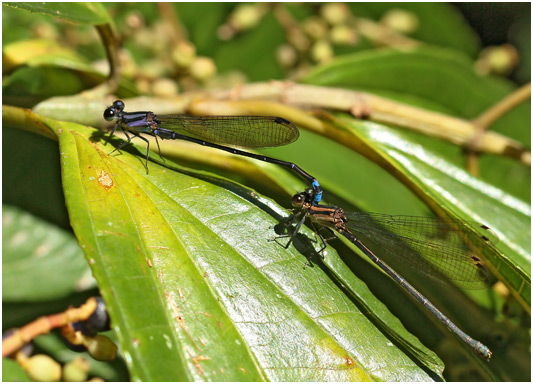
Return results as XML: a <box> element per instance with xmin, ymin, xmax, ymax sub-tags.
<box><xmin>467</xmin><ymin>83</ymin><xmax>531</xmax><ymax>174</ymax></box>
<box><xmin>81</xmin><ymin>24</ymin><xmax>122</xmax><ymax>99</ymax></box>
<box><xmin>473</xmin><ymin>83</ymin><xmax>531</xmax><ymax>129</ymax></box>
<box><xmin>272</xmin><ymin>3</ymin><xmax>310</xmax><ymax>52</ymax></box>
<box><xmin>200</xmin><ymin>82</ymin><xmax>530</xmax><ymax>166</ymax></box>
<box><xmin>352</xmin><ymin>16</ymin><xmax>420</xmax><ymax>49</ymax></box>
<box><xmin>157</xmin><ymin>3</ymin><xmax>187</xmax><ymax>46</ymax></box>
<box><xmin>2</xmin><ymin>298</ymin><xmax>98</xmax><ymax>357</ymax></box>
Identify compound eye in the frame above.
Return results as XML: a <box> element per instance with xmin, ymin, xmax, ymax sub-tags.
<box><xmin>103</xmin><ymin>107</ymin><xmax>116</xmax><ymax>121</ymax></box>
<box><xmin>113</xmin><ymin>100</ymin><xmax>125</xmax><ymax>111</ymax></box>
<box><xmin>291</xmin><ymin>193</ymin><xmax>305</xmax><ymax>208</ymax></box>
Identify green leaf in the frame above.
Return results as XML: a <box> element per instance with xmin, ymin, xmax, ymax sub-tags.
<box><xmin>295</xmin><ymin>48</ymin><xmax>530</xmax><ymax>312</ymax></box>
<box><xmin>268</xmin><ymin>113</ymin><xmax>528</xmax><ymax>376</ymax></box>
<box><xmin>301</xmin><ymin>47</ymin><xmax>530</xmax><ymax>202</ymax></box>
<box><xmin>333</xmin><ymin>116</ymin><xmax>530</xmax><ymax>309</ymax></box>
<box><xmin>4</xmin><ymin>67</ymin><xmax>88</xmax><ymax>100</ymax></box>
<box><xmin>2</xmin><ymin>39</ymin><xmax>139</xmax><ymax>103</ymax></box>
<box><xmin>3</xmin><ymin>2</ymin><xmax>111</xmax><ymax>25</ymax></box>
<box><xmin>303</xmin><ymin>47</ymin><xmax>514</xmax><ymax>115</ymax></box>
<box><xmin>2</xmin><ymin>39</ymin><xmax>86</xmax><ymax>73</ymax></box>
<box><xmin>2</xmin><ymin>4</ymin><xmax>529</xmax><ymax>380</ymax></box>
<box><xmin>2</xmin><ymin>358</ymin><xmax>31</xmax><ymax>381</ymax></box>
<box><xmin>3</xmin><ymin>205</ymin><xmax>94</xmax><ymax>301</ymax></box>
<box><xmin>3</xmin><ymin>67</ymin><xmax>138</xmax><ymax>105</ymax></box>
<box><xmin>4</xmin><ymin>107</ymin><xmax>442</xmax><ymax>381</ymax></box>
<box><xmin>349</xmin><ymin>3</ymin><xmax>480</xmax><ymax>56</ymax></box>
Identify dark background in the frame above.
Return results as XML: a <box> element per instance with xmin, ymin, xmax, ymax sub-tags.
<box><xmin>455</xmin><ymin>2</ymin><xmax>530</xmax><ymax>84</ymax></box>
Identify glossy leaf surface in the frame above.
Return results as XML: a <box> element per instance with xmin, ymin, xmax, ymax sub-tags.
<box><xmin>2</xmin><ymin>107</ymin><xmax>441</xmax><ymax>381</ymax></box>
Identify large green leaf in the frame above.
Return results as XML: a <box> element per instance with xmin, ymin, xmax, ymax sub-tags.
<box><xmin>3</xmin><ymin>205</ymin><xmax>94</xmax><ymax>301</ymax></box>
<box><xmin>333</xmin><ymin>116</ymin><xmax>530</xmax><ymax>308</ymax></box>
<box><xmin>2</xmin><ymin>38</ymin><xmax>138</xmax><ymax>105</ymax></box>
<box><xmin>3</xmin><ymin>106</ymin><xmax>442</xmax><ymax>380</ymax></box>
<box><xmin>295</xmin><ymin>48</ymin><xmax>531</xmax><ymax>311</ymax></box>
<box><xmin>2</xmin><ymin>3</ymin><xmax>529</xmax><ymax>381</ymax></box>
<box><xmin>2</xmin><ymin>39</ymin><xmax>86</xmax><ymax>73</ymax></box>
<box><xmin>155</xmin><ymin>112</ymin><xmax>529</xmax><ymax>375</ymax></box>
<box><xmin>8</xmin><ymin>87</ymin><xmax>527</xmax><ymax>376</ymax></box>
<box><xmin>3</xmin><ymin>2</ymin><xmax>111</xmax><ymax>25</ymax></box>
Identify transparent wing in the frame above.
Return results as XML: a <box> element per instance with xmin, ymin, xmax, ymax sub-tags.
<box><xmin>344</xmin><ymin>213</ymin><xmax>497</xmax><ymax>289</ymax></box>
<box><xmin>158</xmin><ymin>115</ymin><xmax>299</xmax><ymax>148</ymax></box>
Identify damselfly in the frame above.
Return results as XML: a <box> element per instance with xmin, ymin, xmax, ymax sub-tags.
<box><xmin>280</xmin><ymin>188</ymin><xmax>495</xmax><ymax>360</ymax></box>
<box><xmin>103</xmin><ymin>100</ymin><xmax>322</xmax><ymax>203</ymax></box>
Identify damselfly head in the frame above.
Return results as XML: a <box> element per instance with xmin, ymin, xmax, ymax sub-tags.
<box><xmin>291</xmin><ymin>188</ymin><xmax>315</xmax><ymax>207</ymax></box>
<box><xmin>291</xmin><ymin>193</ymin><xmax>305</xmax><ymax>208</ymax></box>
<box><xmin>103</xmin><ymin>100</ymin><xmax>125</xmax><ymax>121</ymax></box>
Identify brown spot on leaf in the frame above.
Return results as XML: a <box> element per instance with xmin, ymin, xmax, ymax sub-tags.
<box><xmin>186</xmin><ymin>348</ymin><xmax>210</xmax><ymax>376</ymax></box>
<box><xmin>97</xmin><ymin>170</ymin><xmax>113</xmax><ymax>190</ymax></box>
<box><xmin>345</xmin><ymin>356</ymin><xmax>354</xmax><ymax>366</ymax></box>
